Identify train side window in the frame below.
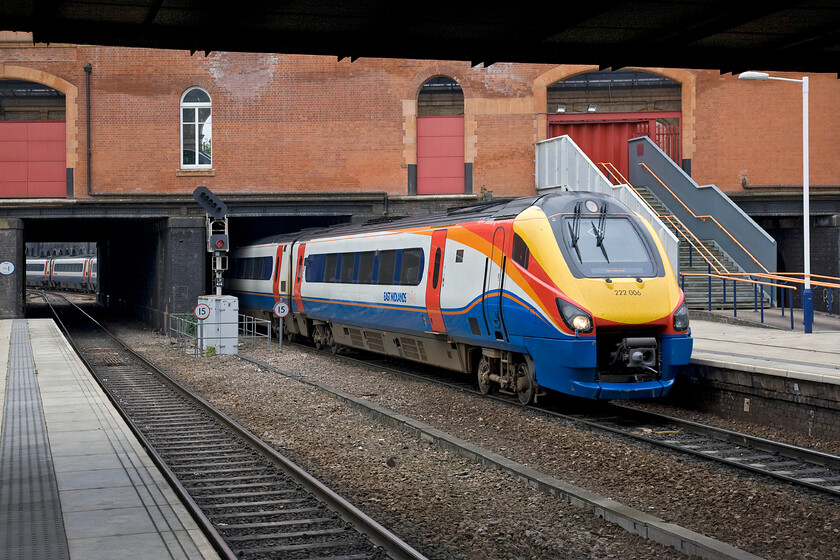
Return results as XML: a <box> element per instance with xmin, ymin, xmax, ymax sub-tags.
<box><xmin>357</xmin><ymin>251</ymin><xmax>375</xmax><ymax>284</ymax></box>
<box><xmin>512</xmin><ymin>233</ymin><xmax>530</xmax><ymax>270</ymax></box>
<box><xmin>377</xmin><ymin>250</ymin><xmax>397</xmax><ymax>285</ymax></box>
<box><xmin>259</xmin><ymin>257</ymin><xmax>273</xmax><ymax>280</ymax></box>
<box><xmin>339</xmin><ymin>252</ymin><xmax>355</xmax><ymax>283</ymax></box>
<box><xmin>399</xmin><ymin>248</ymin><xmax>424</xmax><ymax>286</ymax></box>
<box><xmin>324</xmin><ymin>253</ymin><xmax>339</xmax><ymax>283</ymax></box>
<box><xmin>305</xmin><ymin>254</ymin><xmax>326</xmax><ymax>282</ymax></box>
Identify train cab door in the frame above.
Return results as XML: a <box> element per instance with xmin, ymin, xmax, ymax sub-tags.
<box><xmin>292</xmin><ymin>243</ymin><xmax>306</xmax><ymax>313</ymax></box>
<box><xmin>272</xmin><ymin>245</ymin><xmax>284</xmax><ymax>301</ymax></box>
<box><xmin>483</xmin><ymin>226</ymin><xmax>507</xmax><ymax>341</ymax></box>
<box><xmin>425</xmin><ymin>229</ymin><xmax>447</xmax><ymax>333</ymax></box>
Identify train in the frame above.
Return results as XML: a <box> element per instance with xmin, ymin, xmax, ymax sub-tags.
<box><xmin>26</xmin><ymin>256</ymin><xmax>98</xmax><ymax>293</ymax></box>
<box><xmin>226</xmin><ymin>192</ymin><xmax>693</xmax><ymax>402</ymax></box>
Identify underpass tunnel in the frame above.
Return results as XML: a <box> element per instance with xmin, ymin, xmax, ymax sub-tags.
<box><xmin>15</xmin><ymin>213</ymin><xmax>352</xmax><ymax>330</ymax></box>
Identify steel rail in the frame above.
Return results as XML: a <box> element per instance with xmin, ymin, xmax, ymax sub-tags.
<box><xmin>286</xmin><ymin>341</ymin><xmax>840</xmax><ymax>500</ymax></box>
<box><xmin>41</xmin><ymin>293</ymin><xmax>428</xmax><ymax>560</ymax></box>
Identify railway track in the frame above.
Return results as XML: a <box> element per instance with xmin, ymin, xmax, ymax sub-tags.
<box><xmin>280</xmin><ymin>339</ymin><xmax>840</xmax><ymax>500</ymax></box>
<box><xmin>40</xmin><ymin>293</ymin><xmax>426</xmax><ymax>560</ymax></box>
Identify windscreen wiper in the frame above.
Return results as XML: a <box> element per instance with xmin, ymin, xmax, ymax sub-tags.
<box><xmin>567</xmin><ymin>201</ymin><xmax>582</xmax><ymax>261</ymax></box>
<box><xmin>591</xmin><ymin>201</ymin><xmax>610</xmax><ymax>262</ymax></box>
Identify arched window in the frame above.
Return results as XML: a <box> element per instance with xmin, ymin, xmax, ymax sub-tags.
<box><xmin>415</xmin><ymin>76</ymin><xmax>465</xmax><ymax>194</ymax></box>
<box><xmin>180</xmin><ymin>87</ymin><xmax>212</xmax><ymax>168</ymax></box>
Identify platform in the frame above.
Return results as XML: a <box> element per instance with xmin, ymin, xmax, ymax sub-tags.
<box><xmin>691</xmin><ymin>316</ymin><xmax>840</xmax><ymax>384</ymax></box>
<box><xmin>676</xmin><ymin>316</ymin><xmax>840</xmax><ymax>441</ymax></box>
<box><xmin>0</xmin><ymin>318</ymin><xmax>219</xmax><ymax>560</ymax></box>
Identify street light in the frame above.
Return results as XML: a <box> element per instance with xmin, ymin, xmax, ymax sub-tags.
<box><xmin>738</xmin><ymin>71</ymin><xmax>813</xmax><ymax>333</ymax></box>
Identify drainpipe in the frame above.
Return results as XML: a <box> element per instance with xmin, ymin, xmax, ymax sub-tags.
<box><xmin>84</xmin><ymin>63</ymin><xmax>92</xmax><ymax>195</ymax></box>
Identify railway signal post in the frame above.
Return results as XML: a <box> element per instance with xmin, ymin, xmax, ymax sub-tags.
<box><xmin>193</xmin><ymin>186</ymin><xmax>238</xmax><ymax>355</ymax></box>
<box><xmin>193</xmin><ymin>186</ymin><xmax>229</xmax><ymax>296</ymax></box>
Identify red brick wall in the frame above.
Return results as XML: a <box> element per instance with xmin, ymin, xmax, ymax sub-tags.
<box><xmin>692</xmin><ymin>71</ymin><xmax>840</xmax><ymax>192</ymax></box>
<box><xmin>3</xmin><ymin>42</ymin><xmax>840</xmax><ymax>199</ymax></box>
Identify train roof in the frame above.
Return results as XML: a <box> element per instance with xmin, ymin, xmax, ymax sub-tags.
<box><xmin>243</xmin><ymin>191</ymin><xmax>623</xmax><ymax>247</ymax></box>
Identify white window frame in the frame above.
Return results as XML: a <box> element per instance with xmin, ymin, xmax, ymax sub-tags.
<box><xmin>180</xmin><ymin>87</ymin><xmax>212</xmax><ymax>168</ymax></box>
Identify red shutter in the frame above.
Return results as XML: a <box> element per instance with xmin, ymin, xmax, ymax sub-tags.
<box><xmin>417</xmin><ymin>116</ymin><xmax>464</xmax><ymax>194</ymax></box>
<box><xmin>0</xmin><ymin>121</ymin><xmax>65</xmax><ymax>198</ymax></box>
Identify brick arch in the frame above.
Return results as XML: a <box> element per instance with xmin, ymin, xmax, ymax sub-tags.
<box><xmin>534</xmin><ymin>65</ymin><xmax>696</xmax><ymax>160</ymax></box>
<box><xmin>0</xmin><ymin>64</ymin><xmax>80</xmax><ymax>172</ymax></box>
<box><xmin>403</xmin><ymin>65</ymin><xmax>475</xmax><ymax>170</ymax></box>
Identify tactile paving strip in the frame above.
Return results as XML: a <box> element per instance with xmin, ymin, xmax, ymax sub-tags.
<box><xmin>0</xmin><ymin>320</ymin><xmax>70</xmax><ymax>559</ymax></box>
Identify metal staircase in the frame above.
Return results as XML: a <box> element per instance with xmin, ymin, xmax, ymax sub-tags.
<box><xmin>634</xmin><ymin>185</ymin><xmax>769</xmax><ymax>309</ymax></box>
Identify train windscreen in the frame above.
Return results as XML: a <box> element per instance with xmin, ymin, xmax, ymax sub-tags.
<box><xmin>552</xmin><ymin>214</ymin><xmax>659</xmax><ymax>278</ymax></box>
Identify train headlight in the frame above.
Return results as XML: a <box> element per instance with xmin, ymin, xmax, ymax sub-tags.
<box><xmin>673</xmin><ymin>302</ymin><xmax>690</xmax><ymax>331</ymax></box>
<box><xmin>556</xmin><ymin>299</ymin><xmax>593</xmax><ymax>334</ymax></box>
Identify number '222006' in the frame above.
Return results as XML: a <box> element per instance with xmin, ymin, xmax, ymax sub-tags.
<box><xmin>614</xmin><ymin>289</ymin><xmax>642</xmax><ymax>296</ymax></box>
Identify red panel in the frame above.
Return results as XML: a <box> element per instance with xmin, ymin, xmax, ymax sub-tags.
<box><xmin>417</xmin><ymin>177</ymin><xmax>464</xmax><ymax>194</ymax></box>
<box><xmin>0</xmin><ymin>183</ymin><xmax>28</xmax><ymax>197</ymax></box>
<box><xmin>417</xmin><ymin>135</ymin><xmax>463</xmax><ymax>156</ymax></box>
<box><xmin>0</xmin><ymin>162</ymin><xmax>28</xmax><ymax>181</ymax></box>
<box><xmin>29</xmin><ymin>161</ymin><xmax>65</xmax><ymax>182</ymax></box>
<box><xmin>27</xmin><ymin>122</ymin><xmax>65</xmax><ymax>141</ymax></box>
<box><xmin>28</xmin><ymin>141</ymin><xmax>65</xmax><ymax>162</ymax></box>
<box><xmin>0</xmin><ymin>122</ymin><xmax>66</xmax><ymax>198</ymax></box>
<box><xmin>418</xmin><ymin>116</ymin><xmax>464</xmax><ymax>136</ymax></box>
<box><xmin>0</xmin><ymin>122</ymin><xmax>28</xmax><ymax>141</ymax></box>
<box><xmin>0</xmin><ymin>143</ymin><xmax>27</xmax><ymax>161</ymax></box>
<box><xmin>417</xmin><ymin>156</ymin><xmax>464</xmax><ymax>177</ymax></box>
<box><xmin>417</xmin><ymin>116</ymin><xmax>464</xmax><ymax>195</ymax></box>
<box><xmin>28</xmin><ymin>182</ymin><xmax>65</xmax><ymax>197</ymax></box>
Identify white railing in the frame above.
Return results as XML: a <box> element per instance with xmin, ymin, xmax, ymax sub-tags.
<box><xmin>535</xmin><ymin>135</ymin><xmax>680</xmax><ymax>276</ymax></box>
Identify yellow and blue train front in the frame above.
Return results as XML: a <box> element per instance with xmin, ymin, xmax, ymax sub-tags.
<box><xmin>508</xmin><ymin>195</ymin><xmax>693</xmax><ymax>400</ymax></box>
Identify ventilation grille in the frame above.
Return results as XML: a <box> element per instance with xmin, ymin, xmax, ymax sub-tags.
<box><xmin>364</xmin><ymin>331</ymin><xmax>385</xmax><ymax>354</ymax></box>
<box><xmin>400</xmin><ymin>337</ymin><xmax>427</xmax><ymax>362</ymax></box>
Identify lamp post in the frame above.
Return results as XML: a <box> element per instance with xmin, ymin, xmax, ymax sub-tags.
<box><xmin>738</xmin><ymin>71</ymin><xmax>812</xmax><ymax>333</ymax></box>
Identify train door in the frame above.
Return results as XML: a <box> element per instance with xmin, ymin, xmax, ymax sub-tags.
<box><xmin>272</xmin><ymin>245</ymin><xmax>284</xmax><ymax>301</ymax></box>
<box><xmin>483</xmin><ymin>226</ymin><xmax>507</xmax><ymax>341</ymax></box>
<box><xmin>292</xmin><ymin>243</ymin><xmax>306</xmax><ymax>313</ymax></box>
<box><xmin>426</xmin><ymin>229</ymin><xmax>447</xmax><ymax>333</ymax></box>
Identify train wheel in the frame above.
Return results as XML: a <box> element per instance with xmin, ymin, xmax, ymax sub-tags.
<box><xmin>514</xmin><ymin>361</ymin><xmax>535</xmax><ymax>406</ymax></box>
<box><xmin>477</xmin><ymin>355</ymin><xmax>494</xmax><ymax>395</ymax></box>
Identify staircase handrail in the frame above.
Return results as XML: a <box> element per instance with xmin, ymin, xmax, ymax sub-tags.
<box><xmin>639</xmin><ymin>162</ymin><xmax>770</xmax><ymax>275</ymax></box>
<box><xmin>628</xmin><ymin>136</ymin><xmax>776</xmax><ymax>279</ymax></box>
<box><xmin>600</xmin><ymin>162</ymin><xmax>729</xmax><ymax>275</ymax></box>
<box><xmin>725</xmin><ymin>272</ymin><xmax>840</xmax><ymax>291</ymax></box>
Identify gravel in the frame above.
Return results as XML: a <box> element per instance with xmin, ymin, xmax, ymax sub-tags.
<box><xmin>111</xmin><ymin>324</ymin><xmax>840</xmax><ymax>560</ymax></box>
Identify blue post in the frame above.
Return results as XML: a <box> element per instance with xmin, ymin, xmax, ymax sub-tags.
<box><xmin>760</xmin><ymin>287</ymin><xmax>764</xmax><ymax>324</ymax></box>
<box><xmin>803</xmin><ymin>288</ymin><xmax>814</xmax><ymax>333</ymax></box>
<box><xmin>734</xmin><ymin>280</ymin><xmax>738</xmax><ymax>318</ymax></box>
<box><xmin>753</xmin><ymin>283</ymin><xmax>758</xmax><ymax>312</ymax></box>
<box><xmin>723</xmin><ymin>277</ymin><xmax>727</xmax><ymax>306</ymax></box>
<box><xmin>708</xmin><ymin>265</ymin><xmax>712</xmax><ymax>312</ymax></box>
<box><xmin>790</xmin><ymin>290</ymin><xmax>795</xmax><ymax>330</ymax></box>
<box><xmin>829</xmin><ymin>288</ymin><xmax>833</xmax><ymax>316</ymax></box>
<box><xmin>781</xmin><ymin>285</ymin><xmax>785</xmax><ymax>317</ymax></box>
